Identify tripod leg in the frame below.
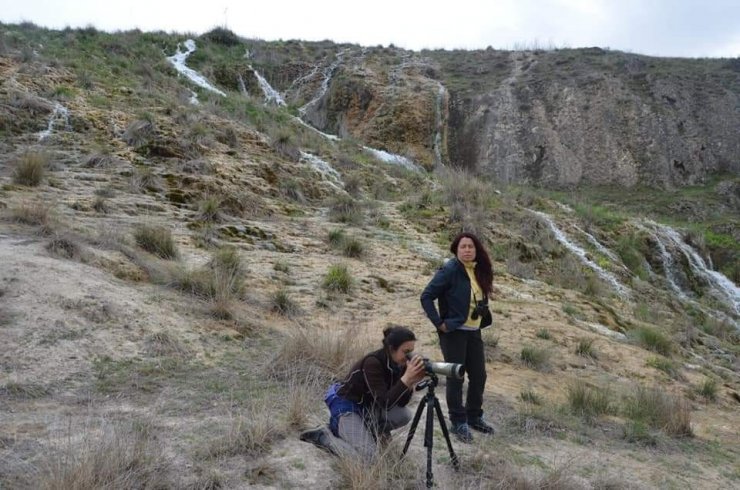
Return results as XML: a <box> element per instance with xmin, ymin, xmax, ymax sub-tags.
<box><xmin>402</xmin><ymin>396</ymin><xmax>427</xmax><ymax>456</ymax></box>
<box><xmin>433</xmin><ymin>396</ymin><xmax>460</xmax><ymax>470</ymax></box>
<box><xmin>425</xmin><ymin>393</ymin><xmax>435</xmax><ymax>488</ymax></box>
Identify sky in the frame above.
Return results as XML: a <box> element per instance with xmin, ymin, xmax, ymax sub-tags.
<box><xmin>1</xmin><ymin>0</ymin><xmax>739</xmax><ymax>58</ymax></box>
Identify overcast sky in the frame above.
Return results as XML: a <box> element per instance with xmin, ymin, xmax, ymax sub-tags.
<box><xmin>1</xmin><ymin>0</ymin><xmax>738</xmax><ymax>58</ymax></box>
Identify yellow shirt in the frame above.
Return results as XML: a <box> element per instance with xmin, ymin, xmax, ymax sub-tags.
<box><xmin>463</xmin><ymin>261</ymin><xmax>483</xmax><ymax>329</ymax></box>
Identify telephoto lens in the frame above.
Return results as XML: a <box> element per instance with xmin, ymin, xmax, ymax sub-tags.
<box><xmin>406</xmin><ymin>353</ymin><xmax>464</xmax><ymax>380</ymax></box>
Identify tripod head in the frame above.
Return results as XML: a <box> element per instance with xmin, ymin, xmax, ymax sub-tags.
<box><xmin>415</xmin><ymin>373</ymin><xmax>438</xmax><ymax>391</ymax></box>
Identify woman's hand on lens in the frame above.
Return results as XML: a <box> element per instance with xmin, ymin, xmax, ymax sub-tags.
<box><xmin>402</xmin><ymin>355</ymin><xmax>427</xmax><ymax>387</ymax></box>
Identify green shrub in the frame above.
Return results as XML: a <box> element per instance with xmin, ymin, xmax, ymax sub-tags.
<box><xmin>536</xmin><ymin>328</ymin><xmax>551</xmax><ymax>340</ymax></box>
<box><xmin>567</xmin><ymin>381</ymin><xmax>613</xmax><ymax>417</ymax></box>
<box><xmin>622</xmin><ymin>419</ymin><xmax>658</xmax><ymax>446</ymax></box>
<box><xmin>646</xmin><ymin>356</ymin><xmax>682</xmax><ymax>379</ymax></box>
<box><xmin>271</xmin><ymin>289</ymin><xmax>298</xmax><ymax>316</ymax></box>
<box><xmin>341</xmin><ymin>237</ymin><xmax>365</xmax><ymax>258</ymax></box>
<box><xmin>197</xmin><ymin>195</ymin><xmax>223</xmax><ymax>222</ymax></box>
<box><xmin>133</xmin><ymin>224</ymin><xmax>179</xmax><ymax>259</ymax></box>
<box><xmin>630</xmin><ymin>326</ymin><xmax>673</xmax><ymax>356</ymax></box>
<box><xmin>12</xmin><ymin>152</ymin><xmax>48</xmax><ymax>186</ymax></box>
<box><xmin>520</xmin><ymin>346</ymin><xmax>549</xmax><ymax>370</ymax></box>
<box><xmin>697</xmin><ymin>378</ymin><xmax>718</xmax><ymax>402</ymax></box>
<box><xmin>273</xmin><ymin>260</ymin><xmax>290</xmax><ymax>273</ymax></box>
<box><xmin>202</xmin><ymin>27</ymin><xmax>241</xmax><ymax>46</ymax></box>
<box><xmin>327</xmin><ymin>228</ymin><xmax>346</xmax><ymax>247</ymax></box>
<box><xmin>575</xmin><ymin>338</ymin><xmax>597</xmax><ymax>358</ymax></box>
<box><xmin>269</xmin><ymin>129</ymin><xmax>300</xmax><ymax>161</ymax></box>
<box><xmin>322</xmin><ymin>264</ymin><xmax>352</xmax><ymax>293</ymax></box>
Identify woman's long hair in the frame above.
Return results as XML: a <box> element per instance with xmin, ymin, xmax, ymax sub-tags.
<box><xmin>450</xmin><ymin>232</ymin><xmax>493</xmax><ymax>298</ymax></box>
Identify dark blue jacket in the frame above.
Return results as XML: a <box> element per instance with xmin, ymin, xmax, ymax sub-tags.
<box><xmin>420</xmin><ymin>258</ymin><xmax>492</xmax><ymax>332</ymax></box>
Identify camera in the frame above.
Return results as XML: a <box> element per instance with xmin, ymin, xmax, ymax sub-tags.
<box><xmin>407</xmin><ymin>353</ymin><xmax>464</xmax><ymax>380</ymax></box>
<box><xmin>470</xmin><ymin>300</ymin><xmax>488</xmax><ymax>320</ymax></box>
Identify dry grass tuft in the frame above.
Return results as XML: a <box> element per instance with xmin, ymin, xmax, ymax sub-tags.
<box><xmin>46</xmin><ymin>234</ymin><xmax>85</xmax><ymax>261</ymax></box>
<box><xmin>333</xmin><ymin>443</ymin><xmax>421</xmax><ymax>489</ymax></box>
<box><xmin>7</xmin><ymin>201</ymin><xmax>56</xmax><ymax>234</ymax></box>
<box><xmin>12</xmin><ymin>151</ymin><xmax>49</xmax><ymax>186</ymax></box>
<box><xmin>133</xmin><ymin>224</ymin><xmax>179</xmax><ymax>259</ymax></box>
<box><xmin>145</xmin><ymin>331</ymin><xmax>190</xmax><ymax>357</ymax></box>
<box><xmin>205</xmin><ymin>404</ymin><xmax>284</xmax><ymax>458</ymax></box>
<box><xmin>266</xmin><ymin>326</ymin><xmax>372</xmax><ymax>383</ymax></box>
<box><xmin>623</xmin><ymin>385</ymin><xmax>693</xmax><ymax>437</ymax></box>
<box><xmin>31</xmin><ymin>420</ymin><xmax>174</xmax><ymax>489</ymax></box>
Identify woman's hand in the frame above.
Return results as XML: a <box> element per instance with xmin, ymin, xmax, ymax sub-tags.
<box><xmin>437</xmin><ymin>323</ymin><xmax>448</xmax><ymax>333</ymax></box>
<box><xmin>401</xmin><ymin>355</ymin><xmax>427</xmax><ymax>387</ymax></box>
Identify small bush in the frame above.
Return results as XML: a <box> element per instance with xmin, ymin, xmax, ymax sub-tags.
<box><xmin>327</xmin><ymin>228</ymin><xmax>346</xmax><ymax>247</ymax></box>
<box><xmin>328</xmin><ymin>195</ymin><xmax>363</xmax><ymax>225</ymax></box>
<box><xmin>536</xmin><ymin>328</ymin><xmax>551</xmax><ymax>340</ymax></box>
<box><xmin>46</xmin><ymin>234</ymin><xmax>84</xmax><ymax>260</ymax></box>
<box><xmin>623</xmin><ymin>385</ymin><xmax>692</xmax><ymax>437</ymax></box>
<box><xmin>123</xmin><ymin>119</ymin><xmax>156</xmax><ymax>150</ymax></box>
<box><xmin>197</xmin><ymin>195</ymin><xmax>223</xmax><ymax>222</ymax></box>
<box><xmin>12</xmin><ymin>152</ymin><xmax>48</xmax><ymax>186</ymax></box>
<box><xmin>520</xmin><ymin>346</ymin><xmax>550</xmax><ymax>370</ymax></box>
<box><xmin>519</xmin><ymin>389</ymin><xmax>543</xmax><ymax>405</ymax></box>
<box><xmin>341</xmin><ymin>237</ymin><xmax>365</xmax><ymax>258</ymax></box>
<box><xmin>206</xmin><ymin>405</ymin><xmax>283</xmax><ymax>458</ymax></box>
<box><xmin>646</xmin><ymin>356</ymin><xmax>682</xmax><ymax>380</ymax></box>
<box><xmin>270</xmin><ymin>129</ymin><xmax>300</xmax><ymax>161</ymax></box>
<box><xmin>202</xmin><ymin>27</ymin><xmax>241</xmax><ymax>46</ymax></box>
<box><xmin>567</xmin><ymin>381</ymin><xmax>613</xmax><ymax>417</ymax></box>
<box><xmin>273</xmin><ymin>260</ymin><xmax>290</xmax><ymax>273</ymax></box>
<box><xmin>630</xmin><ymin>326</ymin><xmax>673</xmax><ymax>356</ymax></box>
<box><xmin>622</xmin><ymin>419</ymin><xmax>658</xmax><ymax>446</ymax></box>
<box><xmin>130</xmin><ymin>166</ymin><xmax>163</xmax><ymax>193</ymax></box>
<box><xmin>133</xmin><ymin>224</ymin><xmax>179</xmax><ymax>259</ymax></box>
<box><xmin>267</xmin><ymin>327</ymin><xmax>372</xmax><ymax>382</ymax></box>
<box><xmin>697</xmin><ymin>378</ymin><xmax>718</xmax><ymax>402</ymax></box>
<box><xmin>92</xmin><ymin>196</ymin><xmax>108</xmax><ymax>213</ymax></box>
<box><xmin>8</xmin><ymin>202</ymin><xmax>56</xmax><ymax>234</ymax></box>
<box><xmin>271</xmin><ymin>289</ymin><xmax>299</xmax><ymax>316</ymax></box>
<box><xmin>575</xmin><ymin>338</ymin><xmax>597</xmax><ymax>358</ymax></box>
<box><xmin>1</xmin><ymin>382</ymin><xmax>50</xmax><ymax>399</ymax></box>
<box><xmin>322</xmin><ymin>264</ymin><xmax>352</xmax><ymax>293</ymax></box>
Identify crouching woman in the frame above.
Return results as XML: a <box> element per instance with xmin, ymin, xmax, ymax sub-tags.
<box><xmin>325</xmin><ymin>326</ymin><xmax>426</xmax><ymax>460</ymax></box>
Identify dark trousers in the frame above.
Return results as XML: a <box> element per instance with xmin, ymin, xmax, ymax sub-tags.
<box><xmin>438</xmin><ymin>329</ymin><xmax>487</xmax><ymax>425</ymax></box>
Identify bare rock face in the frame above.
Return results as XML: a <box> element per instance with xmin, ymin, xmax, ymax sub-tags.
<box><xmin>291</xmin><ymin>46</ymin><xmax>740</xmax><ymax>188</ymax></box>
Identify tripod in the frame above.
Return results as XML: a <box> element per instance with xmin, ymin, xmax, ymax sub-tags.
<box><xmin>402</xmin><ymin>373</ymin><xmax>460</xmax><ymax>488</ymax></box>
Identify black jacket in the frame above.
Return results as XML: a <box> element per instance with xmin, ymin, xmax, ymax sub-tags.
<box><xmin>420</xmin><ymin>258</ymin><xmax>492</xmax><ymax>332</ymax></box>
<box><xmin>337</xmin><ymin>348</ymin><xmax>413</xmax><ymax>411</ymax></box>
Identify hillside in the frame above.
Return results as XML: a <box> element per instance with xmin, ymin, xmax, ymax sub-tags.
<box><xmin>0</xmin><ymin>23</ymin><xmax>739</xmax><ymax>489</ymax></box>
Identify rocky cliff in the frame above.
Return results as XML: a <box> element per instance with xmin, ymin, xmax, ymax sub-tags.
<box><xmin>245</xmin><ymin>41</ymin><xmax>740</xmax><ymax>188</ymax></box>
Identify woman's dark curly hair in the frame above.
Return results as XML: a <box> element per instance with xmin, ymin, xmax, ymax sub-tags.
<box><xmin>450</xmin><ymin>232</ymin><xmax>493</xmax><ymax>297</ymax></box>
<box><xmin>382</xmin><ymin>325</ymin><xmax>417</xmax><ymax>350</ymax></box>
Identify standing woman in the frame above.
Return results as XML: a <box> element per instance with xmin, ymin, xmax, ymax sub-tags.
<box><xmin>420</xmin><ymin>232</ymin><xmax>495</xmax><ymax>443</ymax></box>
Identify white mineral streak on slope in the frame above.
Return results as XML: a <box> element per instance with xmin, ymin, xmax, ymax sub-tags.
<box><xmin>238</xmin><ymin>74</ymin><xmax>249</xmax><ymax>97</ymax></box>
<box><xmin>292</xmin><ymin>116</ymin><xmax>339</xmax><ymax>141</ymax></box>
<box><xmin>646</xmin><ymin>221</ymin><xmax>739</xmax><ymax>315</ymax></box>
<box><xmin>250</xmin><ymin>67</ymin><xmax>285</xmax><ymax>106</ymax></box>
<box><xmin>530</xmin><ymin>210</ymin><xmax>629</xmax><ymax>297</ymax></box>
<box><xmin>37</xmin><ymin>102</ymin><xmax>70</xmax><ymax>141</ymax></box>
<box><xmin>189</xmin><ymin>90</ymin><xmax>199</xmax><ymax>105</ymax></box>
<box><xmin>432</xmin><ymin>82</ymin><xmax>448</xmax><ymax>167</ymax></box>
<box><xmin>299</xmin><ymin>50</ymin><xmax>346</xmax><ymax>116</ymax></box>
<box><xmin>300</xmin><ymin>151</ymin><xmax>343</xmax><ymax>190</ymax></box>
<box><xmin>363</xmin><ymin>146</ymin><xmax>423</xmax><ymax>172</ymax></box>
<box><xmin>166</xmin><ymin>39</ymin><xmax>226</xmax><ymax>96</ymax></box>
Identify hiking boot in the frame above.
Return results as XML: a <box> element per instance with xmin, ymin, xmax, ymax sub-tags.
<box><xmin>469</xmin><ymin>417</ymin><xmax>495</xmax><ymax>435</ymax></box>
<box><xmin>300</xmin><ymin>427</ymin><xmax>336</xmax><ymax>455</ymax></box>
<box><xmin>450</xmin><ymin>422</ymin><xmax>474</xmax><ymax>443</ymax></box>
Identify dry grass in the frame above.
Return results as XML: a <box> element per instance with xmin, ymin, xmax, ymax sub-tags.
<box><xmin>333</xmin><ymin>443</ymin><xmax>421</xmax><ymax>489</ymax></box>
<box><xmin>12</xmin><ymin>151</ymin><xmax>48</xmax><ymax>186</ymax></box>
<box><xmin>196</xmin><ymin>195</ymin><xmax>223</xmax><ymax>223</ymax></box>
<box><xmin>133</xmin><ymin>224</ymin><xmax>179</xmax><ymax>259</ymax></box>
<box><xmin>464</xmin><ymin>451</ymin><xmax>584</xmax><ymax>489</ymax></box>
<box><xmin>566</xmin><ymin>381</ymin><xmax>614</xmax><ymax>418</ymax></box>
<box><xmin>520</xmin><ymin>345</ymin><xmax>551</xmax><ymax>370</ymax></box>
<box><xmin>1</xmin><ymin>381</ymin><xmax>50</xmax><ymax>399</ymax></box>
<box><xmin>145</xmin><ymin>331</ymin><xmax>190</xmax><ymax>357</ymax></box>
<box><xmin>623</xmin><ymin>385</ymin><xmax>693</xmax><ymax>437</ymax></box>
<box><xmin>30</xmin><ymin>420</ymin><xmax>173</xmax><ymax>490</ymax></box>
<box><xmin>266</xmin><ymin>326</ymin><xmax>372</xmax><ymax>383</ymax></box>
<box><xmin>46</xmin><ymin>233</ymin><xmax>85</xmax><ymax>261</ymax></box>
<box><xmin>205</xmin><ymin>403</ymin><xmax>284</xmax><ymax>458</ymax></box>
<box><xmin>7</xmin><ymin>201</ymin><xmax>56</xmax><ymax>234</ymax></box>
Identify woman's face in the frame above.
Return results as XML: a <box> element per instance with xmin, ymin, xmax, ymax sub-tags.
<box><xmin>456</xmin><ymin>237</ymin><xmax>477</xmax><ymax>263</ymax></box>
<box><xmin>391</xmin><ymin>340</ymin><xmax>416</xmax><ymax>366</ymax></box>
